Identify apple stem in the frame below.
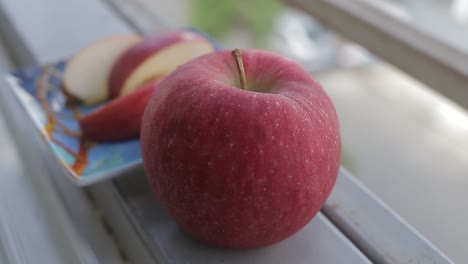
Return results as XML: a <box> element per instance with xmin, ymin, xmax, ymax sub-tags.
<box><xmin>231</xmin><ymin>49</ymin><xmax>247</xmax><ymax>90</ymax></box>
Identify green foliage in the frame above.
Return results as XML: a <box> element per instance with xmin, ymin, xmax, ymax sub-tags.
<box><xmin>341</xmin><ymin>147</ymin><xmax>356</xmax><ymax>174</ymax></box>
<box><xmin>191</xmin><ymin>0</ymin><xmax>283</xmax><ymax>47</ymax></box>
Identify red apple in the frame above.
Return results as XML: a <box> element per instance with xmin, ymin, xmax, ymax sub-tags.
<box><xmin>79</xmin><ymin>79</ymin><xmax>160</xmax><ymax>142</ymax></box>
<box><xmin>64</xmin><ymin>34</ymin><xmax>142</xmax><ymax>105</ymax></box>
<box><xmin>108</xmin><ymin>30</ymin><xmax>215</xmax><ymax>98</ymax></box>
<box><xmin>141</xmin><ymin>49</ymin><xmax>341</xmax><ymax>248</ymax></box>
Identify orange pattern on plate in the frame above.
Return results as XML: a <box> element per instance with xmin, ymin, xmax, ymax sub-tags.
<box><xmin>36</xmin><ymin>66</ymin><xmax>95</xmax><ymax>177</ymax></box>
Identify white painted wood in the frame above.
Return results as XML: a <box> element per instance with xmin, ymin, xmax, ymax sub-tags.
<box><xmin>324</xmin><ymin>169</ymin><xmax>454</xmax><ymax>264</ymax></box>
<box><xmin>0</xmin><ymin>38</ymin><xmax>68</xmax><ymax>264</ymax></box>
<box><xmin>0</xmin><ymin>77</ymin><xmax>103</xmax><ymax>264</ymax></box>
<box><xmin>0</xmin><ymin>32</ymin><xmax>83</xmax><ymax>264</ymax></box>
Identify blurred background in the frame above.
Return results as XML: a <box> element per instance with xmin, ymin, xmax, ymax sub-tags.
<box><xmin>124</xmin><ymin>0</ymin><xmax>468</xmax><ymax>262</ymax></box>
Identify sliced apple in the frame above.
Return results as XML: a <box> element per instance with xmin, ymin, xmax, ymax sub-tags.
<box><xmin>79</xmin><ymin>79</ymin><xmax>160</xmax><ymax>142</ymax></box>
<box><xmin>64</xmin><ymin>34</ymin><xmax>142</xmax><ymax>105</ymax></box>
<box><xmin>108</xmin><ymin>30</ymin><xmax>215</xmax><ymax>98</ymax></box>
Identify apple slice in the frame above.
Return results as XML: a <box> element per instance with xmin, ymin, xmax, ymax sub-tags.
<box><xmin>108</xmin><ymin>30</ymin><xmax>215</xmax><ymax>98</ymax></box>
<box><xmin>64</xmin><ymin>34</ymin><xmax>142</xmax><ymax>105</ymax></box>
<box><xmin>79</xmin><ymin>79</ymin><xmax>160</xmax><ymax>142</ymax></box>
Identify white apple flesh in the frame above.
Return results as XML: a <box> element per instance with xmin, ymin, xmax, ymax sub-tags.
<box><xmin>108</xmin><ymin>31</ymin><xmax>215</xmax><ymax>98</ymax></box>
<box><xmin>141</xmin><ymin>49</ymin><xmax>341</xmax><ymax>248</ymax></box>
<box><xmin>63</xmin><ymin>35</ymin><xmax>142</xmax><ymax>105</ymax></box>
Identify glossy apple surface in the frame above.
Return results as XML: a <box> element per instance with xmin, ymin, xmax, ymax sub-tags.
<box><xmin>79</xmin><ymin>79</ymin><xmax>160</xmax><ymax>142</ymax></box>
<box><xmin>108</xmin><ymin>30</ymin><xmax>215</xmax><ymax>98</ymax></box>
<box><xmin>141</xmin><ymin>49</ymin><xmax>341</xmax><ymax>248</ymax></box>
<box><xmin>64</xmin><ymin>34</ymin><xmax>142</xmax><ymax>105</ymax></box>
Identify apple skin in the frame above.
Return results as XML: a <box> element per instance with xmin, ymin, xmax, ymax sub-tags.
<box><xmin>79</xmin><ymin>79</ymin><xmax>160</xmax><ymax>142</ymax></box>
<box><xmin>141</xmin><ymin>50</ymin><xmax>341</xmax><ymax>248</ymax></box>
<box><xmin>108</xmin><ymin>30</ymin><xmax>214</xmax><ymax>98</ymax></box>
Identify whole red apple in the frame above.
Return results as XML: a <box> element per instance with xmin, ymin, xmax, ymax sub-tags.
<box><xmin>141</xmin><ymin>49</ymin><xmax>341</xmax><ymax>248</ymax></box>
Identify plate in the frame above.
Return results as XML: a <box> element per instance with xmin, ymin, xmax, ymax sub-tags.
<box><xmin>5</xmin><ymin>31</ymin><xmax>220</xmax><ymax>186</ymax></box>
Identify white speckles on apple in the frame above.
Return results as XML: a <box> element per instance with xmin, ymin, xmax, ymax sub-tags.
<box><xmin>271</xmin><ymin>136</ymin><xmax>275</xmax><ymax>140</ymax></box>
<box><xmin>167</xmin><ymin>138</ymin><xmax>175</xmax><ymax>147</ymax></box>
<box><xmin>275</xmin><ymin>101</ymin><xmax>280</xmax><ymax>106</ymax></box>
<box><xmin>229</xmin><ymin>143</ymin><xmax>235</xmax><ymax>149</ymax></box>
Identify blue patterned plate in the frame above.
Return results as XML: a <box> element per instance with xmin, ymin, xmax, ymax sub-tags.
<box><xmin>5</xmin><ymin>32</ymin><xmax>220</xmax><ymax>186</ymax></box>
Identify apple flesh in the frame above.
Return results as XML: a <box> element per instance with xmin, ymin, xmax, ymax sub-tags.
<box><xmin>79</xmin><ymin>79</ymin><xmax>160</xmax><ymax>142</ymax></box>
<box><xmin>141</xmin><ymin>49</ymin><xmax>341</xmax><ymax>248</ymax></box>
<box><xmin>108</xmin><ymin>30</ymin><xmax>215</xmax><ymax>98</ymax></box>
<box><xmin>64</xmin><ymin>35</ymin><xmax>142</xmax><ymax>105</ymax></box>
